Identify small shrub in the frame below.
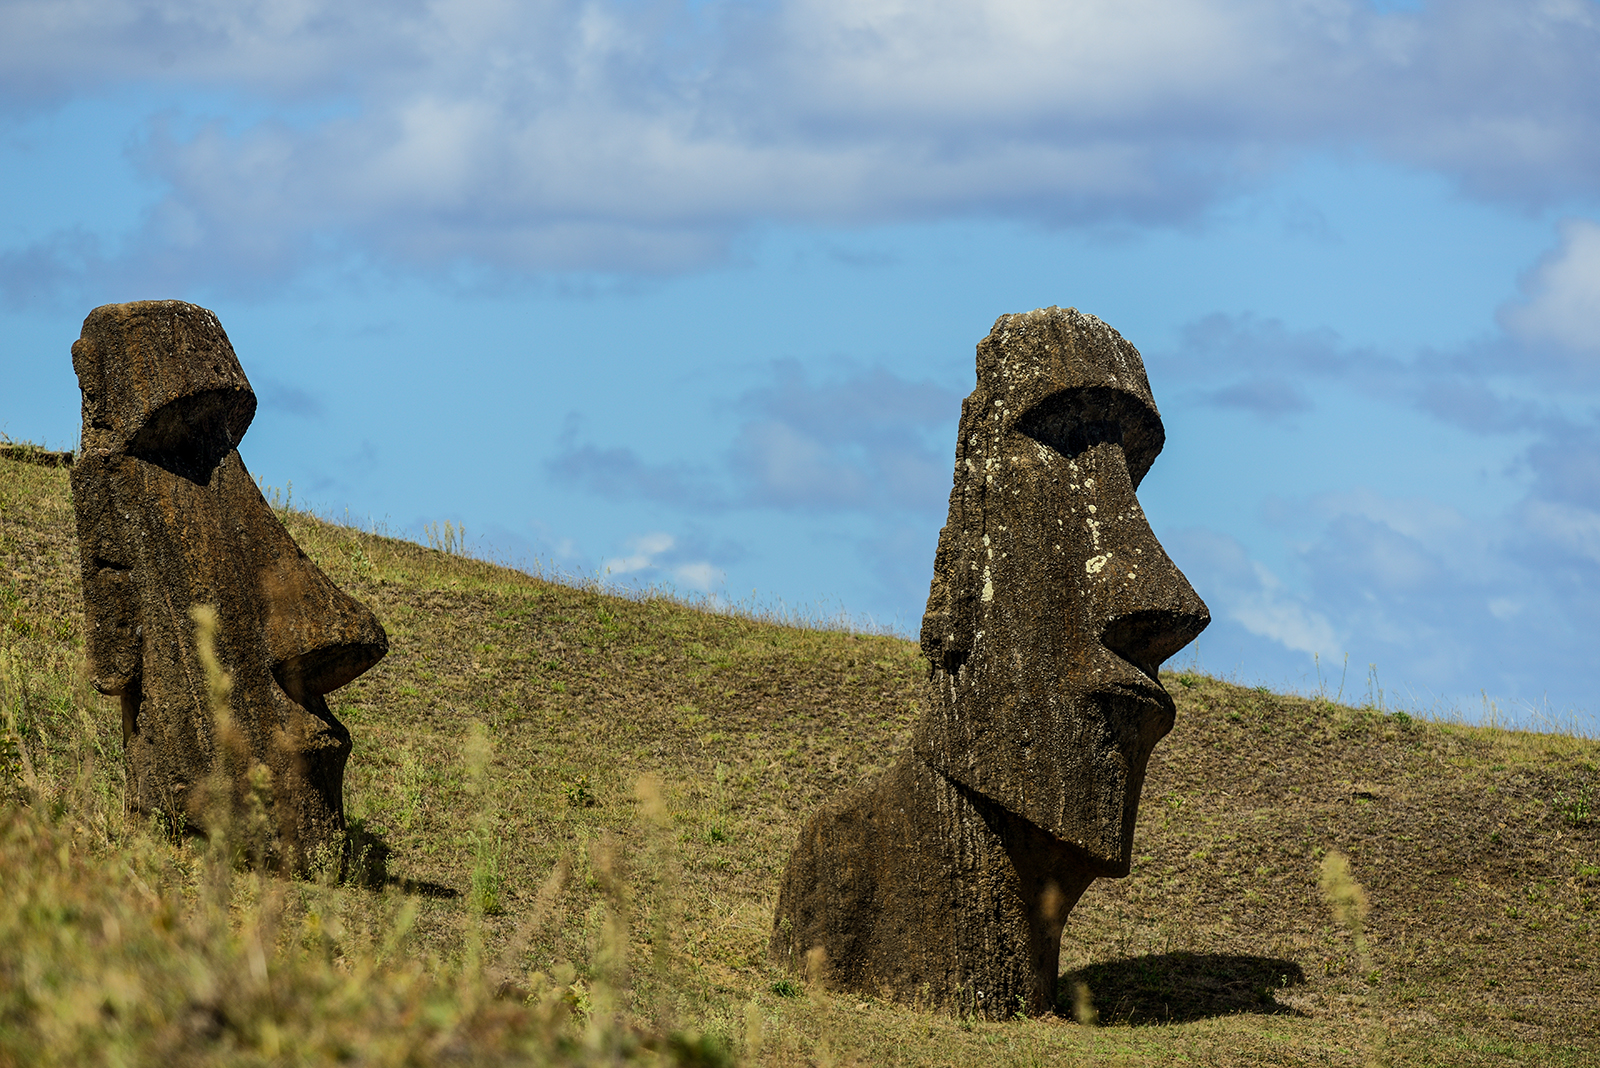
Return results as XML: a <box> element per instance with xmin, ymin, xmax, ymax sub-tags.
<box><xmin>1553</xmin><ymin>784</ymin><xmax>1594</xmax><ymax>827</ymax></box>
<box><xmin>565</xmin><ymin>774</ymin><xmax>596</xmax><ymax>808</ymax></box>
<box><xmin>345</xmin><ymin>540</ymin><xmax>376</xmax><ymax>581</ymax></box>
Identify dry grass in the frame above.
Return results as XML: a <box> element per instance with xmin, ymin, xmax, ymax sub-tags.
<box><xmin>3</xmin><ymin>452</ymin><xmax>1598</xmax><ymax>1066</ymax></box>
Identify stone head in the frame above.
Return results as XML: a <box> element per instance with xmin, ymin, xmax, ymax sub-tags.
<box><xmin>70</xmin><ymin>300</ymin><xmax>387</xmax><ymax>862</ymax></box>
<box><xmin>917</xmin><ymin>306</ymin><xmax>1208</xmax><ymax>876</ymax></box>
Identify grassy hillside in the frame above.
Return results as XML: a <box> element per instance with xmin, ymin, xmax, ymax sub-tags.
<box><xmin>2</xmin><ymin>451</ymin><xmax>1598</xmax><ymax>1066</ymax></box>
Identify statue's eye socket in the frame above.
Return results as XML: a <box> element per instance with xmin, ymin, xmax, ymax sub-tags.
<box><xmin>125</xmin><ymin>389</ymin><xmax>254</xmax><ymax>481</ymax></box>
<box><xmin>1014</xmin><ymin>386</ymin><xmax>1163</xmax><ymax>487</ymax></box>
<box><xmin>1021</xmin><ymin>413</ymin><xmax>1123</xmax><ymax>457</ymax></box>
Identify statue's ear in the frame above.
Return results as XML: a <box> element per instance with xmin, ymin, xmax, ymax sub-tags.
<box><xmin>71</xmin><ymin>454</ymin><xmax>142</xmax><ymax>696</ymax></box>
<box><xmin>921</xmin><ymin>394</ymin><xmax>986</xmax><ymax>676</ymax></box>
<box><xmin>918</xmin><ymin>565</ymin><xmax>949</xmax><ymax>664</ymax></box>
<box><xmin>920</xmin><ymin>524</ymin><xmax>975</xmax><ymax>675</ymax></box>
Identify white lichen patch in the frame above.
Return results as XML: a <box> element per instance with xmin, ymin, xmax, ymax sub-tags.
<box><xmin>981</xmin><ymin>566</ymin><xmax>994</xmax><ymax>602</ymax></box>
<box><xmin>1086</xmin><ymin>554</ymin><xmax>1110</xmax><ymax>575</ymax></box>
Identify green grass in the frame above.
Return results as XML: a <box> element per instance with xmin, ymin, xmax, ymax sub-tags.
<box><xmin>3</xmin><ymin>453</ymin><xmax>1599</xmax><ymax>1065</ymax></box>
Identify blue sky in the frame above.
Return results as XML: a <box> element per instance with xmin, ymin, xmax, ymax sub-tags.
<box><xmin>4</xmin><ymin>0</ymin><xmax>1600</xmax><ymax>731</ymax></box>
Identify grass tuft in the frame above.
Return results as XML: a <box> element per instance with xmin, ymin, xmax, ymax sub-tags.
<box><xmin>1553</xmin><ymin>783</ymin><xmax>1594</xmax><ymax>828</ymax></box>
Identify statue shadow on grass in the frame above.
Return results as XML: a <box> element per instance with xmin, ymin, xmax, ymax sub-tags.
<box><xmin>341</xmin><ymin>819</ymin><xmax>459</xmax><ymax>899</ymax></box>
<box><xmin>1058</xmin><ymin>952</ymin><xmax>1307</xmax><ymax>1025</ymax></box>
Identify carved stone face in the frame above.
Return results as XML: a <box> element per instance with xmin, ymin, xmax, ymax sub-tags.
<box><xmin>70</xmin><ymin>301</ymin><xmax>386</xmax><ymax>861</ymax></box>
<box><xmin>917</xmin><ymin>307</ymin><xmax>1208</xmax><ymax>875</ymax></box>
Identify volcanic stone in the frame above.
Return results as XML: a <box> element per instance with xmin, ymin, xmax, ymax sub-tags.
<box><xmin>71</xmin><ymin>300</ymin><xmax>387</xmax><ymax>867</ymax></box>
<box><xmin>772</xmin><ymin>307</ymin><xmax>1209</xmax><ymax>1016</ymax></box>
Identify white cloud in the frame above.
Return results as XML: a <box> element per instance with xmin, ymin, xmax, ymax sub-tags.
<box><xmin>1307</xmin><ymin>489</ymin><xmax>1496</xmax><ymax>577</ymax></box>
<box><xmin>1522</xmin><ymin>498</ymin><xmax>1600</xmax><ymax>565</ymax></box>
<box><xmin>602</xmin><ymin>531</ymin><xmax>676</xmax><ymax>575</ymax></box>
<box><xmin>1500</xmin><ymin>218</ymin><xmax>1600</xmax><ymax>355</ymax></box>
<box><xmin>1229</xmin><ymin>560</ymin><xmax>1342</xmax><ymax>658</ymax></box>
<box><xmin>551</xmin><ymin>359</ymin><xmax>954</xmax><ymax>516</ymax></box>
<box><xmin>1164</xmin><ymin>527</ymin><xmax>1342</xmax><ymax>659</ymax></box>
<box><xmin>600</xmin><ymin>531</ymin><xmax>723</xmax><ymax>590</ymax></box>
<box><xmin>732</xmin><ymin>420</ymin><xmax>870</xmax><ymax>507</ymax></box>
<box><xmin>3</xmin><ymin>0</ymin><xmax>1599</xmax><ymax>284</ymax></box>
<box><xmin>1487</xmin><ymin>597</ymin><xmax>1522</xmax><ymax>620</ymax></box>
<box><xmin>672</xmin><ymin>562</ymin><xmax>721</xmax><ymax>590</ymax></box>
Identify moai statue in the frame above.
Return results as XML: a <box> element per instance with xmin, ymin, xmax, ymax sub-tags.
<box><xmin>71</xmin><ymin>300</ymin><xmax>387</xmax><ymax>867</ymax></box>
<box><xmin>772</xmin><ymin>307</ymin><xmax>1209</xmax><ymax>1017</ymax></box>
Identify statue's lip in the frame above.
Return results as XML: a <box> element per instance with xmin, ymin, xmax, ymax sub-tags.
<box><xmin>1082</xmin><ymin>670</ymin><xmax>1179</xmax><ymax>747</ymax></box>
<box><xmin>1088</xmin><ymin>652</ymin><xmax>1177</xmax><ymax>707</ymax></box>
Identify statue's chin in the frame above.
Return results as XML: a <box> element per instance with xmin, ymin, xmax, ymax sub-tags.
<box><xmin>1050</xmin><ymin>683</ymin><xmax>1176</xmax><ymax>875</ymax></box>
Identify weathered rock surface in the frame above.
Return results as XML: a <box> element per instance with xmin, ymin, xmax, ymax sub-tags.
<box><xmin>772</xmin><ymin>307</ymin><xmax>1209</xmax><ymax>1016</ymax></box>
<box><xmin>71</xmin><ymin>300</ymin><xmax>387</xmax><ymax>866</ymax></box>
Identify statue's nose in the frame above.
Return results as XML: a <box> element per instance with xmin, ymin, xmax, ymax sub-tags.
<box><xmin>234</xmin><ymin>477</ymin><xmax>387</xmax><ymax>700</ymax></box>
<box><xmin>1094</xmin><ymin>528</ymin><xmax>1209</xmax><ymax>682</ymax></box>
<box><xmin>262</xmin><ymin>552</ymin><xmax>389</xmax><ymax>699</ymax></box>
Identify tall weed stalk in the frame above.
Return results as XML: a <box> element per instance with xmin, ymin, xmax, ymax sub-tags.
<box><xmin>1320</xmin><ymin>850</ymin><xmax>1385</xmax><ymax>1068</ymax></box>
